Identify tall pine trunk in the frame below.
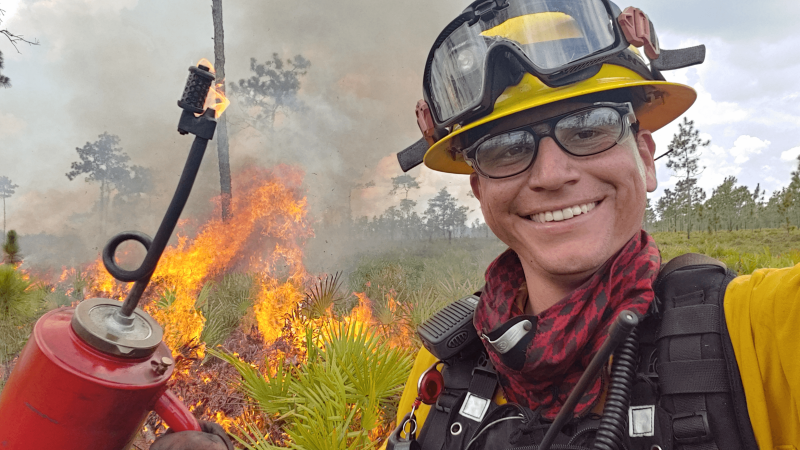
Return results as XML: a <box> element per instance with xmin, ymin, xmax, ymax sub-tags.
<box><xmin>212</xmin><ymin>0</ymin><xmax>232</xmax><ymax>221</ymax></box>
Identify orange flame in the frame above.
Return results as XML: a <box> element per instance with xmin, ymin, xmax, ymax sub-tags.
<box><xmin>197</xmin><ymin>58</ymin><xmax>230</xmax><ymax>118</ymax></box>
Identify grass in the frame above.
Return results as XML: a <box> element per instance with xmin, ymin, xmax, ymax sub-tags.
<box><xmin>346</xmin><ymin>238</ymin><xmax>506</xmax><ymax>341</ymax></box>
<box><xmin>652</xmin><ymin>228</ymin><xmax>800</xmax><ymax>274</ymax></box>
<box><xmin>198</xmin><ymin>273</ymin><xmax>258</xmax><ymax>352</ymax></box>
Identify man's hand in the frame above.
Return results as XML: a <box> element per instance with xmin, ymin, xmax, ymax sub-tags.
<box><xmin>150</xmin><ymin>421</ymin><xmax>234</xmax><ymax>450</ymax></box>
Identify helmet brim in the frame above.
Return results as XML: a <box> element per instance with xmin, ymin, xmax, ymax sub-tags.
<box><xmin>423</xmin><ymin>65</ymin><xmax>697</xmax><ymax>174</ymax></box>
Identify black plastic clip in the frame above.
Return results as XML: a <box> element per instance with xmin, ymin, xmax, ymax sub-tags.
<box><xmin>672</xmin><ymin>411</ymin><xmax>713</xmax><ymax>444</ymax></box>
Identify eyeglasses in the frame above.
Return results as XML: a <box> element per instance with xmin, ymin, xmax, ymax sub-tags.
<box><xmin>461</xmin><ymin>102</ymin><xmax>637</xmax><ymax>179</ymax></box>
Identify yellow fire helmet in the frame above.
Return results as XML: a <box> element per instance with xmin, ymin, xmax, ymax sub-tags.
<box><xmin>396</xmin><ymin>0</ymin><xmax>705</xmax><ymax>175</ymax></box>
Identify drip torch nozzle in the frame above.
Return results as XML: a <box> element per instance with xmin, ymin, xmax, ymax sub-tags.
<box><xmin>177</xmin><ymin>64</ymin><xmax>215</xmax><ymax>115</ymax></box>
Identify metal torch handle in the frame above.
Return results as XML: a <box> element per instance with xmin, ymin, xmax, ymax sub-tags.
<box><xmin>154</xmin><ymin>389</ymin><xmax>202</xmax><ymax>432</ymax></box>
<box><xmin>538</xmin><ymin>310</ymin><xmax>639</xmax><ymax>450</ymax></box>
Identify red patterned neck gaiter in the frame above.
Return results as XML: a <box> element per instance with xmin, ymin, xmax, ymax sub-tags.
<box><xmin>473</xmin><ymin>230</ymin><xmax>660</xmax><ymax>419</ymax></box>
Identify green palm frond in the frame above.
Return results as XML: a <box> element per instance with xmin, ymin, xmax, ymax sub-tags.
<box><xmin>289</xmin><ymin>362</ymin><xmax>368</xmax><ymax>450</ymax></box>
<box><xmin>199</xmin><ymin>274</ymin><xmax>256</xmax><ymax>350</ymax></box>
<box><xmin>231</xmin><ymin>421</ymin><xmax>285</xmax><ymax>450</ymax></box>
<box><xmin>157</xmin><ymin>288</ymin><xmax>178</xmax><ymax>310</ymax></box>
<box><xmin>323</xmin><ymin>321</ymin><xmax>412</xmax><ymax>415</ymax></box>
<box><xmin>209</xmin><ymin>348</ymin><xmax>296</xmax><ymax>417</ymax></box>
<box><xmin>214</xmin><ymin>319</ymin><xmax>412</xmax><ymax>450</ymax></box>
<box><xmin>304</xmin><ymin>272</ymin><xmax>346</xmax><ymax>319</ymax></box>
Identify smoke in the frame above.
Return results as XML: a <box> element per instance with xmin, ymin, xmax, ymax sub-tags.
<box><xmin>1</xmin><ymin>0</ymin><xmax>486</xmax><ymax>269</ymax></box>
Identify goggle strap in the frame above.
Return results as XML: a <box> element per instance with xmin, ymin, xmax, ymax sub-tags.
<box><xmin>465</xmin><ymin>52</ymin><xmax>528</xmax><ymax>125</ymax></box>
<box><xmin>397</xmin><ymin>138</ymin><xmax>430</xmax><ymax>173</ymax></box>
<box><xmin>651</xmin><ymin>45</ymin><xmax>706</xmax><ymax>72</ymax></box>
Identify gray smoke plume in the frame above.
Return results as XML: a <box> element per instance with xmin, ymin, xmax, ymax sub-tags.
<box><xmin>1</xmin><ymin>0</ymin><xmax>483</xmax><ymax>270</ymax></box>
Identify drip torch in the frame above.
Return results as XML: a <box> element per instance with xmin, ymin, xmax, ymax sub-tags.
<box><xmin>0</xmin><ymin>64</ymin><xmax>221</xmax><ymax>449</ymax></box>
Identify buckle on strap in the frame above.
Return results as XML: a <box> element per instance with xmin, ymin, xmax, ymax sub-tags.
<box><xmin>672</xmin><ymin>411</ymin><xmax>713</xmax><ymax>444</ymax></box>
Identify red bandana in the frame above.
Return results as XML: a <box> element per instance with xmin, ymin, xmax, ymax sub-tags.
<box><xmin>473</xmin><ymin>230</ymin><xmax>660</xmax><ymax>419</ymax></box>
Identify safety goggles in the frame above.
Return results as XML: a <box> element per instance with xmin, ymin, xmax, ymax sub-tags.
<box><xmin>424</xmin><ymin>0</ymin><xmax>657</xmax><ymax>128</ymax></box>
<box><xmin>461</xmin><ymin>102</ymin><xmax>636</xmax><ymax>178</ymax></box>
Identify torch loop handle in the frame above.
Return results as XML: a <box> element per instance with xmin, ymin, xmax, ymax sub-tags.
<box><xmin>154</xmin><ymin>389</ymin><xmax>202</xmax><ymax>432</ymax></box>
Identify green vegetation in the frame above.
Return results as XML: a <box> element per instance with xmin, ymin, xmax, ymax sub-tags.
<box><xmin>197</xmin><ymin>273</ymin><xmax>257</xmax><ymax>351</ymax></box>
<box><xmin>2</xmin><ymin>230</ymin><xmax>21</xmax><ymax>265</ymax></box>
<box><xmin>0</xmin><ymin>263</ymin><xmax>49</xmax><ymax>388</ymax></box>
<box><xmin>212</xmin><ymin>321</ymin><xmax>412</xmax><ymax>450</ymax></box>
<box><xmin>348</xmin><ymin>238</ymin><xmax>505</xmax><ymax>341</ymax></box>
<box><xmin>649</xmin><ymin>121</ymin><xmax>800</xmax><ymax>234</ymax></box>
<box><xmin>345</xmin><ymin>230</ymin><xmax>800</xmax><ymax>328</ymax></box>
<box><xmin>653</xmin><ymin>229</ymin><xmax>800</xmax><ymax>274</ymax></box>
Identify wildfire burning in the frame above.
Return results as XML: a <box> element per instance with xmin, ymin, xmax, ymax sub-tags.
<box><xmin>29</xmin><ymin>163</ymin><xmax>412</xmax><ymax>446</ymax></box>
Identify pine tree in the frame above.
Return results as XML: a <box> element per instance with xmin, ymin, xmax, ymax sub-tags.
<box><xmin>666</xmin><ymin>118</ymin><xmax>708</xmax><ymax>239</ymax></box>
<box><xmin>0</xmin><ymin>176</ymin><xmax>18</xmax><ymax>239</ymax></box>
<box><xmin>424</xmin><ymin>188</ymin><xmax>469</xmax><ymax>242</ymax></box>
<box><xmin>2</xmin><ymin>230</ymin><xmax>21</xmax><ymax>265</ymax></box>
<box><xmin>212</xmin><ymin>0</ymin><xmax>232</xmax><ymax>221</ymax></box>
<box><xmin>66</xmin><ymin>133</ymin><xmax>133</xmax><ymax>234</ymax></box>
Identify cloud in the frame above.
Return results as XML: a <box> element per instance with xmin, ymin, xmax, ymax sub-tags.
<box><xmin>690</xmin><ymin>83</ymin><xmax>750</xmax><ymax>127</ymax></box>
<box><xmin>729</xmin><ymin>135</ymin><xmax>770</xmax><ymax>164</ymax></box>
<box><xmin>0</xmin><ymin>112</ymin><xmax>26</xmax><ymax>138</ymax></box>
<box><xmin>635</xmin><ymin>0</ymin><xmax>800</xmax><ymax>41</ymax></box>
<box><xmin>780</xmin><ymin>146</ymin><xmax>800</xmax><ymax>162</ymax></box>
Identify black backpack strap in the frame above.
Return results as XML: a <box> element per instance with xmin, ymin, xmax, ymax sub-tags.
<box><xmin>418</xmin><ymin>286</ymin><xmax>499</xmax><ymax>450</ymax></box>
<box><xmin>656</xmin><ymin>253</ymin><xmax>726</xmax><ymax>284</ymax></box>
<box><xmin>654</xmin><ymin>253</ymin><xmax>758</xmax><ymax>450</ymax></box>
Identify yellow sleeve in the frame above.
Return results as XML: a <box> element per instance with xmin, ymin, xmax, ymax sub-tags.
<box><xmin>378</xmin><ymin>348</ymin><xmax>437</xmax><ymax>450</ymax></box>
<box><xmin>394</xmin><ymin>347</ymin><xmax>439</xmax><ymax>429</ymax></box>
<box><xmin>725</xmin><ymin>262</ymin><xmax>800</xmax><ymax>450</ymax></box>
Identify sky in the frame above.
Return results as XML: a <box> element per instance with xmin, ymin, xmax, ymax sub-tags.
<box><xmin>2</xmin><ymin>0</ymin><xmax>800</xmax><ymax>257</ymax></box>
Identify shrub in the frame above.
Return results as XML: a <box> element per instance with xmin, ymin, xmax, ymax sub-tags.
<box><xmin>212</xmin><ymin>321</ymin><xmax>412</xmax><ymax>450</ymax></box>
<box><xmin>0</xmin><ymin>264</ymin><xmax>39</xmax><ymax>320</ymax></box>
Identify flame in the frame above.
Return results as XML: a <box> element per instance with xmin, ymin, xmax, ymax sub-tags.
<box><xmin>196</xmin><ymin>58</ymin><xmax>230</xmax><ymax>118</ymax></box>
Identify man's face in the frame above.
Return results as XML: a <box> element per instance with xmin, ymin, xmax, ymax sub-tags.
<box><xmin>469</xmin><ymin>103</ymin><xmax>658</xmax><ymax>281</ymax></box>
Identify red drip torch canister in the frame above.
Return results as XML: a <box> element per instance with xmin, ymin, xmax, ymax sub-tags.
<box><xmin>0</xmin><ymin>298</ymin><xmax>200</xmax><ymax>449</ymax></box>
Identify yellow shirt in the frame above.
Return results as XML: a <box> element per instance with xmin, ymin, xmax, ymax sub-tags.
<box><xmin>725</xmin><ymin>263</ymin><xmax>800</xmax><ymax>449</ymax></box>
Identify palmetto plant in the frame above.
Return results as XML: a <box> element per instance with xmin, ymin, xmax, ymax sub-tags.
<box><xmin>211</xmin><ymin>320</ymin><xmax>412</xmax><ymax>450</ymax></box>
<box><xmin>198</xmin><ymin>273</ymin><xmax>256</xmax><ymax>351</ymax></box>
<box><xmin>303</xmin><ymin>272</ymin><xmax>346</xmax><ymax>319</ymax></box>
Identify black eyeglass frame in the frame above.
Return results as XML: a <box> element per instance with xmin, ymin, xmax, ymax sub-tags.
<box><xmin>460</xmin><ymin>101</ymin><xmax>638</xmax><ymax>179</ymax></box>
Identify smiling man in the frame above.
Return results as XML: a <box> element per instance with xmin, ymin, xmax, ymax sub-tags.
<box><xmin>386</xmin><ymin>1</ymin><xmax>800</xmax><ymax>450</ymax></box>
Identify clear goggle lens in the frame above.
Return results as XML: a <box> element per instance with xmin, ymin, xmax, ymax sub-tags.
<box><xmin>471</xmin><ymin>104</ymin><xmax>633</xmax><ymax>178</ymax></box>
